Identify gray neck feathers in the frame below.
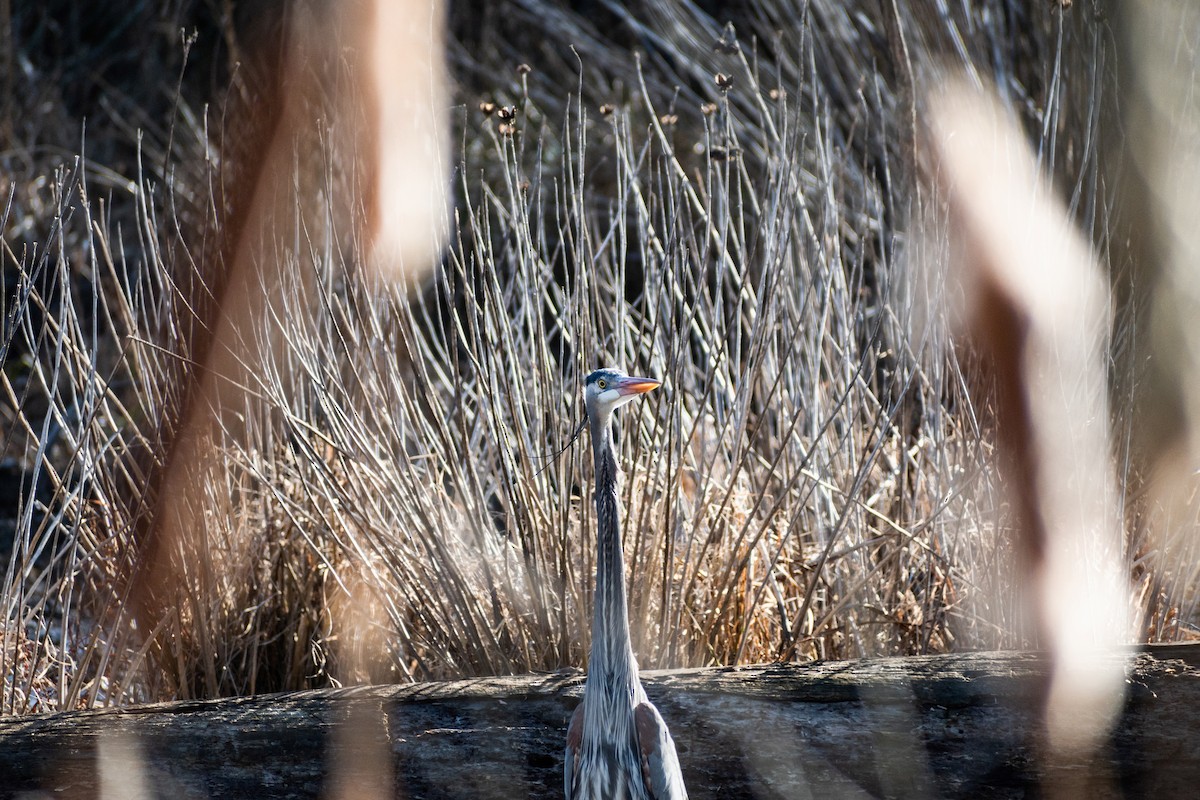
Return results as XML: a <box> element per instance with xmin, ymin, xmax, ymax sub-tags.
<box><xmin>587</xmin><ymin>413</ymin><xmax>639</xmax><ymax>700</ymax></box>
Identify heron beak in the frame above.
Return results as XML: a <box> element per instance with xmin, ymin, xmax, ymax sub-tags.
<box><xmin>615</xmin><ymin>376</ymin><xmax>661</xmax><ymax>396</ymax></box>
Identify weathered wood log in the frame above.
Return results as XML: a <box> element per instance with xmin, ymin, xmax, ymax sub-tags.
<box><xmin>1</xmin><ymin>645</ymin><xmax>1198</xmax><ymax>799</ymax></box>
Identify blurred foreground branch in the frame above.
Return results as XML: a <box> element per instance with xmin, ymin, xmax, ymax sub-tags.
<box><xmin>1</xmin><ymin>645</ymin><xmax>1197</xmax><ymax>799</ymax></box>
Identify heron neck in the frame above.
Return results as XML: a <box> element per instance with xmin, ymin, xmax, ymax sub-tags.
<box><xmin>588</xmin><ymin>415</ymin><xmax>638</xmax><ymax>689</ymax></box>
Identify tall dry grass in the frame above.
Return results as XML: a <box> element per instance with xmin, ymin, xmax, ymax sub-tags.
<box><xmin>0</xmin><ymin>0</ymin><xmax>1183</xmax><ymax>715</ymax></box>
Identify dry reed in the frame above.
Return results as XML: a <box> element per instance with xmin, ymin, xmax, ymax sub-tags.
<box><xmin>0</xmin><ymin>0</ymin><xmax>1188</xmax><ymax>717</ymax></box>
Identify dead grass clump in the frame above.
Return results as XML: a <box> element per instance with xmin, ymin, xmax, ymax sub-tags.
<box><xmin>1</xmin><ymin>0</ymin><xmax>1180</xmax><ymax>714</ymax></box>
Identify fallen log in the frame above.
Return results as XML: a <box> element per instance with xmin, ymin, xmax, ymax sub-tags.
<box><xmin>1</xmin><ymin>644</ymin><xmax>1197</xmax><ymax>799</ymax></box>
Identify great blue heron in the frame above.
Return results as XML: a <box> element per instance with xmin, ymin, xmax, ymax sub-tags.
<box><xmin>565</xmin><ymin>368</ymin><xmax>688</xmax><ymax>800</ymax></box>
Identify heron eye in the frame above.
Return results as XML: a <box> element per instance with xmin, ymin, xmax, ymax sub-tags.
<box><xmin>597</xmin><ymin>379</ymin><xmax>607</xmax><ymax>389</ymax></box>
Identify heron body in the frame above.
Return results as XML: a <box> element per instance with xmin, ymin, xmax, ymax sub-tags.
<box><xmin>565</xmin><ymin>368</ymin><xmax>688</xmax><ymax>800</ymax></box>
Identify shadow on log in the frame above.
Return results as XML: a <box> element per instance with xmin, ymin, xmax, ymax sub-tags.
<box><xmin>1</xmin><ymin>645</ymin><xmax>1197</xmax><ymax>799</ymax></box>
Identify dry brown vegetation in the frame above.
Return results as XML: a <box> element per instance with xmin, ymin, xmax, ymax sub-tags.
<box><xmin>0</xmin><ymin>0</ymin><xmax>1194</xmax><ymax>717</ymax></box>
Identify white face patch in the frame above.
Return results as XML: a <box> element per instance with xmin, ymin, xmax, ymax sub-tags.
<box><xmin>596</xmin><ymin>387</ymin><xmax>622</xmax><ymax>405</ymax></box>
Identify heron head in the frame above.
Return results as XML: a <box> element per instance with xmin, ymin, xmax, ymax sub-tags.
<box><xmin>583</xmin><ymin>367</ymin><xmax>660</xmax><ymax>423</ymax></box>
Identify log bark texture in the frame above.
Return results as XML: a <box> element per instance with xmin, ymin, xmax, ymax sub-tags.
<box><xmin>1</xmin><ymin>644</ymin><xmax>1198</xmax><ymax>799</ymax></box>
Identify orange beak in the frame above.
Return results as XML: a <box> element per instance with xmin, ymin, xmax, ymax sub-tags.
<box><xmin>615</xmin><ymin>376</ymin><xmax>661</xmax><ymax>396</ymax></box>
